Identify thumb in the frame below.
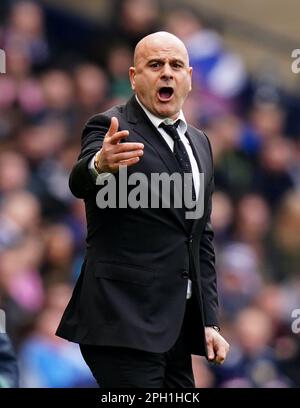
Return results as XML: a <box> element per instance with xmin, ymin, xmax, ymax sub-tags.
<box><xmin>107</xmin><ymin>116</ymin><xmax>119</xmax><ymax>137</ymax></box>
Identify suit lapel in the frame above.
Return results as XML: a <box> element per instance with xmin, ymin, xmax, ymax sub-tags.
<box><xmin>125</xmin><ymin>96</ymin><xmax>182</xmax><ymax>177</ymax></box>
<box><xmin>185</xmin><ymin>128</ymin><xmax>203</xmax><ymax>175</ymax></box>
<box><xmin>123</xmin><ymin>96</ymin><xmax>207</xmax><ymax>232</ymax></box>
<box><xmin>185</xmin><ymin>126</ymin><xmax>209</xmax><ymax>232</ymax></box>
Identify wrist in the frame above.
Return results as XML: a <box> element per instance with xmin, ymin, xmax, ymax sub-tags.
<box><xmin>94</xmin><ymin>152</ymin><xmax>102</xmax><ymax>174</ymax></box>
<box><xmin>207</xmin><ymin>325</ymin><xmax>220</xmax><ymax>333</ymax></box>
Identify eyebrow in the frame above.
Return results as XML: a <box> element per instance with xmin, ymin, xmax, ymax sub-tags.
<box><xmin>147</xmin><ymin>58</ymin><xmax>185</xmax><ymax>65</ymax></box>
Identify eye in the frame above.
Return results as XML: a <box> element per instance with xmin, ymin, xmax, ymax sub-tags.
<box><xmin>149</xmin><ymin>61</ymin><xmax>162</xmax><ymax>69</ymax></box>
<box><xmin>172</xmin><ymin>61</ymin><xmax>183</xmax><ymax>69</ymax></box>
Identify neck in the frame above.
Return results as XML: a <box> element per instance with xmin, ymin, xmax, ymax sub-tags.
<box><xmin>135</xmin><ymin>95</ymin><xmax>180</xmax><ymax>121</ymax></box>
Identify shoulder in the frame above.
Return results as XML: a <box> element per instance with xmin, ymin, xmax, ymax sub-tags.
<box><xmin>187</xmin><ymin>124</ymin><xmax>213</xmax><ymax>160</ymax></box>
<box><xmin>84</xmin><ymin>104</ymin><xmax>125</xmax><ymax>131</ymax></box>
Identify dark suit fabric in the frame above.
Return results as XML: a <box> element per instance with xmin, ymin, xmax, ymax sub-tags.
<box><xmin>56</xmin><ymin>95</ymin><xmax>218</xmax><ymax>358</ymax></box>
<box><xmin>79</xmin><ymin>315</ymin><xmax>195</xmax><ymax>388</ymax></box>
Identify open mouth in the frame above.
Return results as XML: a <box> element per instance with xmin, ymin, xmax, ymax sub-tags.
<box><xmin>157</xmin><ymin>87</ymin><xmax>174</xmax><ymax>101</ymax></box>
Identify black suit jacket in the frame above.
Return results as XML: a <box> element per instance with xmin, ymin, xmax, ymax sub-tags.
<box><xmin>56</xmin><ymin>95</ymin><xmax>218</xmax><ymax>356</ymax></box>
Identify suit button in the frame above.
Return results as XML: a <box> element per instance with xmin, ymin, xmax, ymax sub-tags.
<box><xmin>188</xmin><ymin>234</ymin><xmax>193</xmax><ymax>244</ymax></box>
<box><xmin>181</xmin><ymin>270</ymin><xmax>189</xmax><ymax>279</ymax></box>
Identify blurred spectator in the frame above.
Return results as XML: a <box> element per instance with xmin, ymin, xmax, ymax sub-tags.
<box><xmin>254</xmin><ymin>137</ymin><xmax>295</xmax><ymax>208</ymax></box>
<box><xmin>240</xmin><ymin>102</ymin><xmax>285</xmax><ymax>156</ymax></box>
<box><xmin>0</xmin><ymin>1</ymin><xmax>50</xmax><ymax>72</ymax></box>
<box><xmin>214</xmin><ymin>307</ymin><xmax>291</xmax><ymax>387</ymax></box>
<box><xmin>63</xmin><ymin>199</ymin><xmax>86</xmax><ymax>244</ymax></box>
<box><xmin>211</xmin><ymin>191</ymin><xmax>233</xmax><ymax>244</ymax></box>
<box><xmin>17</xmin><ymin>120</ymin><xmax>72</xmax><ymax>218</ymax></box>
<box><xmin>0</xmin><ymin>334</ymin><xmax>19</xmax><ymax>387</ymax></box>
<box><xmin>205</xmin><ymin>113</ymin><xmax>255</xmax><ymax>198</ymax></box>
<box><xmin>233</xmin><ymin>194</ymin><xmax>271</xmax><ymax>246</ymax></box>
<box><xmin>106</xmin><ymin>45</ymin><xmax>133</xmax><ymax>100</ymax></box>
<box><xmin>18</xmin><ymin>283</ymin><xmax>95</xmax><ymax>387</ymax></box>
<box><xmin>111</xmin><ymin>0</ymin><xmax>160</xmax><ymax>49</ymax></box>
<box><xmin>0</xmin><ymin>191</ymin><xmax>40</xmax><ymax>251</ymax></box>
<box><xmin>268</xmin><ymin>191</ymin><xmax>300</xmax><ymax>280</ymax></box>
<box><xmin>41</xmin><ymin>223</ymin><xmax>75</xmax><ymax>285</ymax></box>
<box><xmin>164</xmin><ymin>7</ymin><xmax>247</xmax><ymax>118</ymax></box>
<box><xmin>40</xmin><ymin>70</ymin><xmax>75</xmax><ymax>126</ymax></box>
<box><xmin>74</xmin><ymin>63</ymin><xmax>108</xmax><ymax>124</ymax></box>
<box><xmin>218</xmin><ymin>243</ymin><xmax>263</xmax><ymax>317</ymax></box>
<box><xmin>0</xmin><ymin>151</ymin><xmax>29</xmax><ymax>195</ymax></box>
<box><xmin>0</xmin><ymin>235</ymin><xmax>44</xmax><ymax>343</ymax></box>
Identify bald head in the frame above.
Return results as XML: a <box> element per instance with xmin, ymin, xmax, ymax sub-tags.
<box><xmin>129</xmin><ymin>31</ymin><xmax>192</xmax><ymax>119</ymax></box>
<box><xmin>133</xmin><ymin>31</ymin><xmax>189</xmax><ymax>67</ymax></box>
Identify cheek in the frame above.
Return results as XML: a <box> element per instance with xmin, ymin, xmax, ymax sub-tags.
<box><xmin>178</xmin><ymin>79</ymin><xmax>191</xmax><ymax>98</ymax></box>
<box><xmin>144</xmin><ymin>85</ymin><xmax>157</xmax><ymax>102</ymax></box>
<box><xmin>136</xmin><ymin>77</ymin><xmax>153</xmax><ymax>96</ymax></box>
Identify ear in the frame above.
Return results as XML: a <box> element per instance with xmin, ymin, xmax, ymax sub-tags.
<box><xmin>129</xmin><ymin>67</ymin><xmax>136</xmax><ymax>91</ymax></box>
<box><xmin>189</xmin><ymin>67</ymin><xmax>193</xmax><ymax>91</ymax></box>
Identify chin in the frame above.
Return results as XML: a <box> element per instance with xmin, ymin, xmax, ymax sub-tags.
<box><xmin>156</xmin><ymin>106</ymin><xmax>176</xmax><ymax>118</ymax></box>
<box><xmin>157</xmin><ymin>111</ymin><xmax>173</xmax><ymax>118</ymax></box>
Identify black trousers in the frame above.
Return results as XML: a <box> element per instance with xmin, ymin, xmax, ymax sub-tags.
<box><xmin>80</xmin><ymin>323</ymin><xmax>195</xmax><ymax>388</ymax></box>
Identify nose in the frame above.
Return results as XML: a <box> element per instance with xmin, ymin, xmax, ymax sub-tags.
<box><xmin>160</xmin><ymin>63</ymin><xmax>173</xmax><ymax>81</ymax></box>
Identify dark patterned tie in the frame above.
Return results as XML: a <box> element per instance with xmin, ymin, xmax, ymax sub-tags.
<box><xmin>160</xmin><ymin>120</ymin><xmax>196</xmax><ymax>203</ymax></box>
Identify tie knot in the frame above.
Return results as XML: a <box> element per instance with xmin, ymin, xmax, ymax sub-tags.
<box><xmin>159</xmin><ymin>120</ymin><xmax>181</xmax><ymax>141</ymax></box>
<box><xmin>160</xmin><ymin>119</ymin><xmax>180</xmax><ymax>128</ymax></box>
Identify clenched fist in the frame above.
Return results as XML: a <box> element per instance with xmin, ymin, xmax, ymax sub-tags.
<box><xmin>205</xmin><ymin>327</ymin><xmax>230</xmax><ymax>365</ymax></box>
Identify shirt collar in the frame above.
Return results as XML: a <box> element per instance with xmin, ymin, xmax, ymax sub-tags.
<box><xmin>135</xmin><ymin>95</ymin><xmax>187</xmax><ymax>134</ymax></box>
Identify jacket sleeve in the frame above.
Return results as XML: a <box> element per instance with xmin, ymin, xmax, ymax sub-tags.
<box><xmin>69</xmin><ymin>114</ymin><xmax>111</xmax><ymax>199</ymax></box>
<box><xmin>199</xmin><ymin>131</ymin><xmax>219</xmax><ymax>327</ymax></box>
<box><xmin>199</xmin><ymin>176</ymin><xmax>219</xmax><ymax>327</ymax></box>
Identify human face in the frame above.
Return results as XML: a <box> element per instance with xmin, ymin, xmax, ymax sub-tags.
<box><xmin>129</xmin><ymin>36</ymin><xmax>192</xmax><ymax>119</ymax></box>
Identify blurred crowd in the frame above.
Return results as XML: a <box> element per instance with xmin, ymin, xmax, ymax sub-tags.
<box><xmin>0</xmin><ymin>0</ymin><xmax>300</xmax><ymax>388</ymax></box>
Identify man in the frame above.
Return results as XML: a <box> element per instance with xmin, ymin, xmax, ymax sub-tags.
<box><xmin>56</xmin><ymin>31</ymin><xmax>229</xmax><ymax>387</ymax></box>
<box><xmin>0</xmin><ymin>334</ymin><xmax>19</xmax><ymax>388</ymax></box>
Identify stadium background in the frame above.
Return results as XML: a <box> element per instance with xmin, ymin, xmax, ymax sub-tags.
<box><xmin>0</xmin><ymin>0</ymin><xmax>300</xmax><ymax>387</ymax></box>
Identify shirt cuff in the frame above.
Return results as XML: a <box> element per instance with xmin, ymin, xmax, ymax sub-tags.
<box><xmin>88</xmin><ymin>153</ymin><xmax>112</xmax><ymax>185</ymax></box>
<box><xmin>88</xmin><ymin>154</ymin><xmax>113</xmax><ymax>184</ymax></box>
<box><xmin>88</xmin><ymin>154</ymin><xmax>100</xmax><ymax>180</ymax></box>
<box><xmin>206</xmin><ymin>326</ymin><xmax>220</xmax><ymax>332</ymax></box>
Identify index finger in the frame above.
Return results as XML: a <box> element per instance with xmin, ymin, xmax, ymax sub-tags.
<box><xmin>109</xmin><ymin>130</ymin><xmax>130</xmax><ymax>145</ymax></box>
